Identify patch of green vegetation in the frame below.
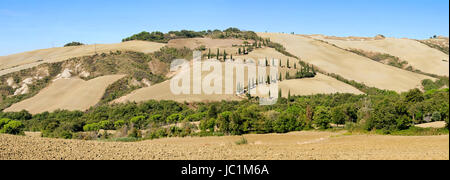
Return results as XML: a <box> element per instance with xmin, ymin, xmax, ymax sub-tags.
<box><xmin>418</xmin><ymin>40</ymin><xmax>449</xmax><ymax>55</ymax></box>
<box><xmin>422</xmin><ymin>77</ymin><xmax>449</xmax><ymax>91</ymax></box>
<box><xmin>152</xmin><ymin>46</ymin><xmax>193</xmax><ymax>63</ymax></box>
<box><xmin>122</xmin><ymin>27</ymin><xmax>259</xmax><ymax>43</ymax></box>
<box><xmin>98</xmin><ymin>76</ymin><xmax>141</xmax><ymax>105</ymax></box>
<box><xmin>347</xmin><ymin>48</ymin><xmax>408</xmax><ymax>69</ymax></box>
<box><xmin>64</xmin><ymin>42</ymin><xmax>84</xmax><ymax>47</ymax></box>
<box><xmin>235</xmin><ymin>136</ymin><xmax>248</xmax><ymax>145</ymax></box>
<box><xmin>265</xmin><ymin>40</ymin><xmax>298</xmax><ymax>59</ymax></box>
<box><xmin>0</xmin><ymin>118</ymin><xmax>25</xmax><ymax>135</ymax></box>
<box><xmin>324</xmin><ymin>72</ymin><xmax>395</xmax><ymax>95</ymax></box>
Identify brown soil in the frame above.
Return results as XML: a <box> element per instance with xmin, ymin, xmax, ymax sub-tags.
<box><xmin>1</xmin><ymin>131</ymin><xmax>447</xmax><ymax>160</ymax></box>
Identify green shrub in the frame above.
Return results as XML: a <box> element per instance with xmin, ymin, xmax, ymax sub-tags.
<box><xmin>98</xmin><ymin>120</ymin><xmax>113</xmax><ymax>130</ymax></box>
<box><xmin>130</xmin><ymin>116</ymin><xmax>146</xmax><ymax>129</ymax></box>
<box><xmin>432</xmin><ymin>111</ymin><xmax>442</xmax><ymax>122</ymax></box>
<box><xmin>114</xmin><ymin>120</ymin><xmax>126</xmax><ymax>129</ymax></box>
<box><xmin>83</xmin><ymin>123</ymin><xmax>101</xmax><ymax>132</ymax></box>
<box><xmin>166</xmin><ymin>113</ymin><xmax>184</xmax><ymax>124</ymax></box>
<box><xmin>0</xmin><ymin>118</ymin><xmax>11</xmax><ymax>129</ymax></box>
<box><xmin>1</xmin><ymin>120</ymin><xmax>25</xmax><ymax>135</ymax></box>
<box><xmin>313</xmin><ymin>106</ymin><xmax>331</xmax><ymax>129</ymax></box>
<box><xmin>235</xmin><ymin>136</ymin><xmax>248</xmax><ymax>145</ymax></box>
<box><xmin>60</xmin><ymin>131</ymin><xmax>73</xmax><ymax>139</ymax></box>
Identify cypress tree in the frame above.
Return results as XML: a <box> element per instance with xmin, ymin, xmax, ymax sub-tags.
<box><xmin>216</xmin><ymin>49</ymin><xmax>220</xmax><ymax>60</ymax></box>
<box><xmin>238</xmin><ymin>48</ymin><xmax>241</xmax><ymax>55</ymax></box>
<box><xmin>278</xmin><ymin>88</ymin><xmax>282</xmax><ymax>98</ymax></box>
<box><xmin>267</xmin><ymin>75</ymin><xmax>270</xmax><ymax>84</ymax></box>
<box><xmin>223</xmin><ymin>50</ymin><xmax>227</xmax><ymax>60</ymax></box>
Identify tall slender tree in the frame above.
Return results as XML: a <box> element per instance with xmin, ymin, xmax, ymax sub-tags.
<box><xmin>216</xmin><ymin>49</ymin><xmax>220</xmax><ymax>60</ymax></box>
<box><xmin>208</xmin><ymin>49</ymin><xmax>211</xmax><ymax>59</ymax></box>
<box><xmin>278</xmin><ymin>88</ymin><xmax>282</xmax><ymax>98</ymax></box>
<box><xmin>288</xmin><ymin>90</ymin><xmax>291</xmax><ymax>100</ymax></box>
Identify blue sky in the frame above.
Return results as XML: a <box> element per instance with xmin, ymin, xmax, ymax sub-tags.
<box><xmin>0</xmin><ymin>0</ymin><xmax>448</xmax><ymax>56</ymax></box>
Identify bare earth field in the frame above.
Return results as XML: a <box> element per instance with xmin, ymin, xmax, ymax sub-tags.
<box><xmin>257</xmin><ymin>33</ymin><xmax>433</xmax><ymax>92</ymax></box>
<box><xmin>0</xmin><ymin>40</ymin><xmax>165</xmax><ymax>76</ymax></box>
<box><xmin>0</xmin><ymin>131</ymin><xmax>448</xmax><ymax>160</ymax></box>
<box><xmin>310</xmin><ymin>35</ymin><xmax>449</xmax><ymax>76</ymax></box>
<box><xmin>4</xmin><ymin>75</ymin><xmax>125</xmax><ymax>114</ymax></box>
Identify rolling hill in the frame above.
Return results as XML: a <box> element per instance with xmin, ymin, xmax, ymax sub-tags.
<box><xmin>257</xmin><ymin>33</ymin><xmax>435</xmax><ymax>92</ymax></box>
<box><xmin>0</xmin><ymin>40</ymin><xmax>165</xmax><ymax>76</ymax></box>
<box><xmin>4</xmin><ymin>75</ymin><xmax>125</xmax><ymax>114</ymax></box>
<box><xmin>309</xmin><ymin>35</ymin><xmax>449</xmax><ymax>76</ymax></box>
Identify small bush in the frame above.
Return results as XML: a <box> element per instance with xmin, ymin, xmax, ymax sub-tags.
<box><xmin>432</xmin><ymin>111</ymin><xmax>442</xmax><ymax>122</ymax></box>
<box><xmin>1</xmin><ymin>120</ymin><xmax>25</xmax><ymax>135</ymax></box>
<box><xmin>235</xmin><ymin>136</ymin><xmax>248</xmax><ymax>145</ymax></box>
<box><xmin>114</xmin><ymin>120</ymin><xmax>126</xmax><ymax>129</ymax></box>
<box><xmin>83</xmin><ymin>123</ymin><xmax>101</xmax><ymax>132</ymax></box>
<box><xmin>0</xmin><ymin>118</ymin><xmax>11</xmax><ymax>128</ymax></box>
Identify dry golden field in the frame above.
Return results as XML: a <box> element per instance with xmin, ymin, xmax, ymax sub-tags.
<box><xmin>4</xmin><ymin>75</ymin><xmax>125</xmax><ymax>114</ymax></box>
<box><xmin>310</xmin><ymin>35</ymin><xmax>449</xmax><ymax>76</ymax></box>
<box><xmin>257</xmin><ymin>33</ymin><xmax>434</xmax><ymax>92</ymax></box>
<box><xmin>0</xmin><ymin>131</ymin><xmax>448</xmax><ymax>160</ymax></box>
<box><xmin>0</xmin><ymin>41</ymin><xmax>165</xmax><ymax>76</ymax></box>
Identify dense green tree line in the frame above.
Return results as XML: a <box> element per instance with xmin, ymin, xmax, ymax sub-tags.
<box><xmin>0</xmin><ymin>87</ymin><xmax>447</xmax><ymax>139</ymax></box>
<box><xmin>122</xmin><ymin>28</ymin><xmax>259</xmax><ymax>43</ymax></box>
